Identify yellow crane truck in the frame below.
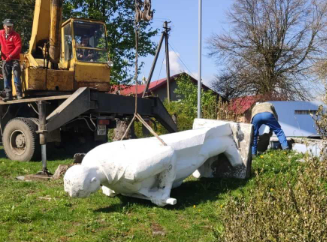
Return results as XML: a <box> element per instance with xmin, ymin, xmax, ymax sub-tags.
<box><xmin>0</xmin><ymin>0</ymin><xmax>177</xmax><ymax>162</ymax></box>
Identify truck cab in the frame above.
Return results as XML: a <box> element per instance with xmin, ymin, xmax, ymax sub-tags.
<box><xmin>59</xmin><ymin>18</ymin><xmax>112</xmax><ymax>91</ymax></box>
<box><xmin>20</xmin><ymin>0</ymin><xmax>112</xmax><ymax>95</ymax></box>
<box><xmin>61</xmin><ymin>18</ymin><xmax>109</xmax><ymax>67</ymax></box>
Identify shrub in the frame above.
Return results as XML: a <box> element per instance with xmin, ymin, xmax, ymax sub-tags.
<box><xmin>216</xmin><ymin>96</ymin><xmax>240</xmax><ymax>121</ymax></box>
<box><xmin>313</xmin><ymin>89</ymin><xmax>327</xmax><ymax>139</ymax></box>
<box><xmin>174</xmin><ymin>74</ymin><xmax>218</xmax><ymax>118</ymax></box>
<box><xmin>216</xmin><ymin>155</ymin><xmax>327</xmax><ymax>242</ymax></box>
<box><xmin>314</xmin><ymin>104</ymin><xmax>327</xmax><ymax>139</ymax></box>
<box><xmin>166</xmin><ymin>74</ymin><xmax>238</xmax><ymax>131</ymax></box>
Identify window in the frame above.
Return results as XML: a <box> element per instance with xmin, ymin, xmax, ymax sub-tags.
<box><xmin>63</xmin><ymin>24</ymin><xmax>72</xmax><ymax>61</ymax></box>
<box><xmin>73</xmin><ymin>21</ymin><xmax>108</xmax><ymax>63</ymax></box>
<box><xmin>294</xmin><ymin>110</ymin><xmax>317</xmax><ymax>115</ymax></box>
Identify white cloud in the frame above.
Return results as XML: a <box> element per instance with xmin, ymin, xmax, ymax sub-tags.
<box><xmin>190</xmin><ymin>72</ymin><xmax>199</xmax><ymax>79</ymax></box>
<box><xmin>190</xmin><ymin>72</ymin><xmax>215</xmax><ymax>87</ymax></box>
<box><xmin>163</xmin><ymin>52</ymin><xmax>215</xmax><ymax>89</ymax></box>
<box><xmin>164</xmin><ymin>51</ymin><xmax>183</xmax><ymax>75</ymax></box>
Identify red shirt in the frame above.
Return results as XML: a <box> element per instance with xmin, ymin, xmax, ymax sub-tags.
<box><xmin>0</xmin><ymin>29</ymin><xmax>22</xmax><ymax>60</ymax></box>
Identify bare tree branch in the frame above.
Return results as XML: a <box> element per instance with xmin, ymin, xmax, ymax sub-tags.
<box><xmin>209</xmin><ymin>0</ymin><xmax>327</xmax><ymax>100</ymax></box>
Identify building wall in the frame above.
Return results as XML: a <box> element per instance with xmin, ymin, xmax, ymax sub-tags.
<box><xmin>152</xmin><ymin>81</ymin><xmax>179</xmax><ymax>102</ymax></box>
<box><xmin>265</xmin><ymin>101</ymin><xmax>325</xmax><ymax>137</ymax></box>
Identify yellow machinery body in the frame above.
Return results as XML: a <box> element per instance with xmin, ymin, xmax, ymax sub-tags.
<box><xmin>15</xmin><ymin>0</ymin><xmax>111</xmax><ymax>96</ymax></box>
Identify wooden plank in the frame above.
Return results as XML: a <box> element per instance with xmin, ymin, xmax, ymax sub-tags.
<box><xmin>0</xmin><ymin>95</ymin><xmax>71</xmax><ymax>105</ymax></box>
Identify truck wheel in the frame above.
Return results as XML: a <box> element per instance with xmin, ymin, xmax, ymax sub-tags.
<box><xmin>3</xmin><ymin>118</ymin><xmax>40</xmax><ymax>162</ymax></box>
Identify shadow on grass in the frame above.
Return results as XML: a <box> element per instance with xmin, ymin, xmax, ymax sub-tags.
<box><xmin>170</xmin><ymin>177</ymin><xmax>249</xmax><ymax>209</ymax></box>
<box><xmin>0</xmin><ymin>142</ymin><xmax>76</xmax><ymax>161</ymax></box>
<box><xmin>95</xmin><ymin>177</ymin><xmax>250</xmax><ymax>213</ymax></box>
<box><xmin>47</xmin><ymin>144</ymin><xmax>76</xmax><ymax>160</ymax></box>
<box><xmin>0</xmin><ymin>141</ymin><xmax>100</xmax><ymax>161</ymax></box>
<box><xmin>0</xmin><ymin>144</ymin><xmax>6</xmax><ymax>158</ymax></box>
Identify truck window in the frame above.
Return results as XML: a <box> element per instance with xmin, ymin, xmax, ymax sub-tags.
<box><xmin>63</xmin><ymin>24</ymin><xmax>73</xmax><ymax>61</ymax></box>
<box><xmin>73</xmin><ymin>21</ymin><xmax>108</xmax><ymax>63</ymax></box>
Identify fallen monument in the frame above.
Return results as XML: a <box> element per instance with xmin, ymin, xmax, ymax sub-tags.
<box><xmin>64</xmin><ymin>119</ymin><xmax>253</xmax><ymax>206</ymax></box>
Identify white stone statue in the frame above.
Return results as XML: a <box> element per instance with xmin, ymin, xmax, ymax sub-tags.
<box><xmin>64</xmin><ymin>119</ymin><xmax>252</xmax><ymax>206</ymax></box>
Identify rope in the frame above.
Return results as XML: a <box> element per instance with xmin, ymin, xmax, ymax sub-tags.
<box><xmin>135</xmin><ymin>113</ymin><xmax>167</xmax><ymax>145</ymax></box>
<box><xmin>121</xmin><ymin>0</ymin><xmax>167</xmax><ymax>146</ymax></box>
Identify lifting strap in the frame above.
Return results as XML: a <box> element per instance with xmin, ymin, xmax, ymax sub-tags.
<box><xmin>121</xmin><ymin>0</ymin><xmax>167</xmax><ymax>146</ymax></box>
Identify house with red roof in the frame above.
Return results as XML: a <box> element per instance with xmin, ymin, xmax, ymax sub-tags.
<box><xmin>110</xmin><ymin>72</ymin><xmax>218</xmax><ymax>102</ymax></box>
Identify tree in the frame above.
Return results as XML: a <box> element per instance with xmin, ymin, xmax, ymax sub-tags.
<box><xmin>212</xmin><ymin>70</ymin><xmax>254</xmax><ymax>100</ymax></box>
<box><xmin>209</xmin><ymin>0</ymin><xmax>327</xmax><ymax>100</ymax></box>
<box><xmin>311</xmin><ymin>60</ymin><xmax>327</xmax><ymax>139</ymax></box>
<box><xmin>164</xmin><ymin>74</ymin><xmax>218</xmax><ymax>131</ymax></box>
<box><xmin>0</xmin><ymin>0</ymin><xmax>35</xmax><ymax>51</ymax></box>
<box><xmin>64</xmin><ymin>0</ymin><xmax>158</xmax><ymax>83</ymax></box>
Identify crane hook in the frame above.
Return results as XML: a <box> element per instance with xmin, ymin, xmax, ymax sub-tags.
<box><xmin>135</xmin><ymin>0</ymin><xmax>153</xmax><ymax>22</ymax></box>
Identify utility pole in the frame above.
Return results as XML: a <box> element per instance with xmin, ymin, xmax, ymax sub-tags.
<box><xmin>143</xmin><ymin>21</ymin><xmax>171</xmax><ymax>103</ymax></box>
<box><xmin>164</xmin><ymin>21</ymin><xmax>171</xmax><ymax>103</ymax></box>
<box><xmin>198</xmin><ymin>0</ymin><xmax>202</xmax><ymax>118</ymax></box>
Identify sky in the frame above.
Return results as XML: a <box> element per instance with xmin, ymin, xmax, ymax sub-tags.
<box><xmin>138</xmin><ymin>0</ymin><xmax>233</xmax><ymax>88</ymax></box>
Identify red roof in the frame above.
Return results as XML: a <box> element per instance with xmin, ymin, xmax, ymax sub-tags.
<box><xmin>229</xmin><ymin>95</ymin><xmax>263</xmax><ymax>115</ymax></box>
<box><xmin>229</xmin><ymin>93</ymin><xmax>287</xmax><ymax>114</ymax></box>
<box><xmin>111</xmin><ymin>77</ymin><xmax>169</xmax><ymax>96</ymax></box>
<box><xmin>110</xmin><ymin>73</ymin><xmax>213</xmax><ymax>96</ymax></box>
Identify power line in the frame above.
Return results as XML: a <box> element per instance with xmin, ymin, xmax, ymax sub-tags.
<box><xmin>157</xmin><ymin>56</ymin><xmax>165</xmax><ymax>81</ymax></box>
<box><xmin>168</xmin><ymin>42</ymin><xmax>194</xmax><ymax>76</ymax></box>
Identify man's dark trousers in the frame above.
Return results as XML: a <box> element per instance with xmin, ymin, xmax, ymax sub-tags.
<box><xmin>252</xmin><ymin>112</ymin><xmax>289</xmax><ymax>155</ymax></box>
<box><xmin>2</xmin><ymin>59</ymin><xmax>22</xmax><ymax>97</ymax></box>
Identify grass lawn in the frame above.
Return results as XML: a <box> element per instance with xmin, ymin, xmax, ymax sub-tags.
<box><xmin>0</xmin><ymin>148</ymin><xmax>326</xmax><ymax>242</ymax></box>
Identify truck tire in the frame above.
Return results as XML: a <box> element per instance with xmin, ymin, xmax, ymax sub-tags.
<box><xmin>2</xmin><ymin>118</ymin><xmax>40</xmax><ymax>162</ymax></box>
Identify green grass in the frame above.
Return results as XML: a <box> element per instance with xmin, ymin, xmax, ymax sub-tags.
<box><xmin>0</xmin><ymin>148</ymin><xmax>326</xmax><ymax>242</ymax></box>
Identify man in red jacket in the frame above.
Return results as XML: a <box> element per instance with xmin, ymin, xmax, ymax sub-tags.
<box><xmin>0</xmin><ymin>19</ymin><xmax>22</xmax><ymax>100</ymax></box>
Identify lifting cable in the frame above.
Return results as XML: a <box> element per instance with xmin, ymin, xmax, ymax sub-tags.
<box><xmin>121</xmin><ymin>0</ymin><xmax>167</xmax><ymax>146</ymax></box>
